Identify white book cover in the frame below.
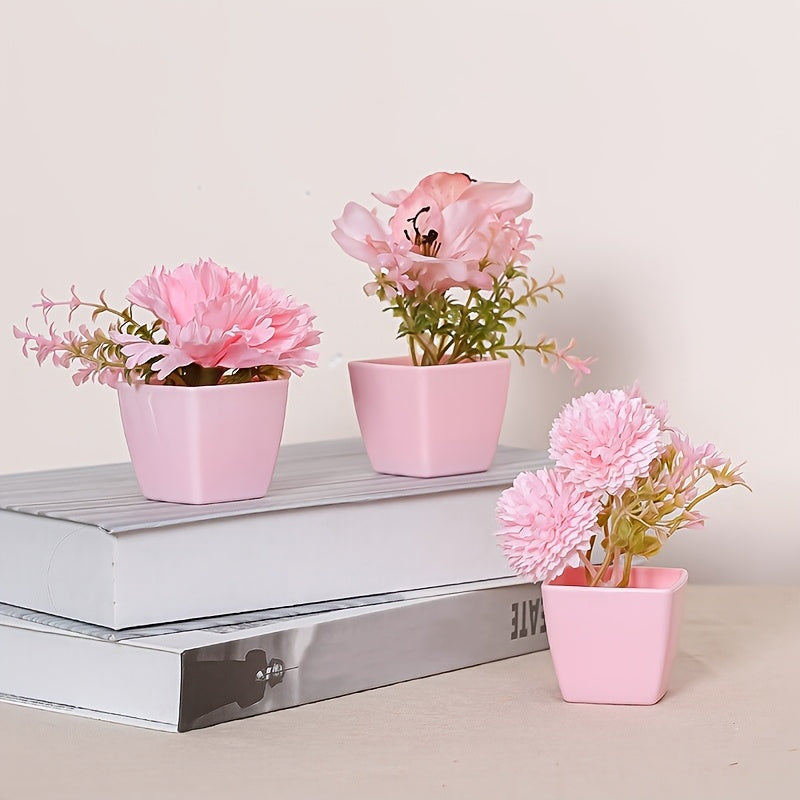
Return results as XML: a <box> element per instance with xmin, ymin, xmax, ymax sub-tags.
<box><xmin>0</xmin><ymin>439</ymin><xmax>548</xmax><ymax>629</ymax></box>
<box><xmin>0</xmin><ymin>577</ymin><xmax>548</xmax><ymax>732</ymax></box>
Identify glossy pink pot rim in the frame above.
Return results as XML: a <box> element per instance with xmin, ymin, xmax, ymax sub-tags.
<box><xmin>544</xmin><ymin>566</ymin><xmax>688</xmax><ymax>595</ymax></box>
<box><xmin>350</xmin><ymin>355</ymin><xmax>510</xmax><ymax>371</ymax></box>
<box><xmin>118</xmin><ymin>379</ymin><xmax>287</xmax><ymax>392</ymax></box>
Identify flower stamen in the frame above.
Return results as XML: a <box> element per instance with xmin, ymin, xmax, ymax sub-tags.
<box><xmin>405</xmin><ymin>206</ymin><xmax>442</xmax><ymax>257</ymax></box>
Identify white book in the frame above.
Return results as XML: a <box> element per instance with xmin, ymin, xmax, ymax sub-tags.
<box><xmin>0</xmin><ymin>577</ymin><xmax>548</xmax><ymax>732</ymax></box>
<box><xmin>0</xmin><ymin>439</ymin><xmax>547</xmax><ymax>629</ymax></box>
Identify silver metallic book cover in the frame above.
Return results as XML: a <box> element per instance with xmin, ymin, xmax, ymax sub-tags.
<box><xmin>0</xmin><ymin>579</ymin><xmax>548</xmax><ymax>732</ymax></box>
<box><xmin>176</xmin><ymin>581</ymin><xmax>548</xmax><ymax>731</ymax></box>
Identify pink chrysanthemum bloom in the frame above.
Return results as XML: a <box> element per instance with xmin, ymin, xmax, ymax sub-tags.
<box><xmin>549</xmin><ymin>388</ymin><xmax>665</xmax><ymax>496</ymax></box>
<box><xmin>120</xmin><ymin>259</ymin><xmax>321</xmax><ymax>380</ymax></box>
<box><xmin>496</xmin><ymin>467</ymin><xmax>601</xmax><ymax>583</ymax></box>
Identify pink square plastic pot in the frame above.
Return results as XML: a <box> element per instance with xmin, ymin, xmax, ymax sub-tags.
<box><xmin>117</xmin><ymin>379</ymin><xmax>289</xmax><ymax>504</ymax></box>
<box><xmin>348</xmin><ymin>356</ymin><xmax>512</xmax><ymax>478</ymax></box>
<box><xmin>541</xmin><ymin>565</ymin><xmax>688</xmax><ymax>705</ymax></box>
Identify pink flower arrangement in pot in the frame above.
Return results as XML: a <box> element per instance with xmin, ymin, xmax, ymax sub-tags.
<box><xmin>496</xmin><ymin>385</ymin><xmax>749</xmax><ymax>705</ymax></box>
<box><xmin>15</xmin><ymin>259</ymin><xmax>321</xmax><ymax>504</ymax></box>
<box><xmin>333</xmin><ymin>171</ymin><xmax>593</xmax><ymax>478</ymax></box>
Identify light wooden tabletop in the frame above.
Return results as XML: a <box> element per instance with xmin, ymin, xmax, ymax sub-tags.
<box><xmin>1</xmin><ymin>585</ymin><xmax>798</xmax><ymax>799</ymax></box>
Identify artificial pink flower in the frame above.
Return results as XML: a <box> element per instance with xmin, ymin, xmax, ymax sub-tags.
<box><xmin>13</xmin><ymin>321</ymin><xmax>66</xmax><ymax>367</ymax></box>
<box><xmin>333</xmin><ymin>172</ymin><xmax>539</xmax><ymax>295</ymax></box>
<box><xmin>387</xmin><ymin>171</ymin><xmax>474</xmax><ymax>246</ymax></box>
<box><xmin>331</xmin><ymin>202</ymin><xmax>401</xmax><ymax>269</ymax></box>
<box><xmin>16</xmin><ymin>261</ymin><xmax>321</xmax><ymax>387</ymax></box>
<box><xmin>109</xmin><ymin>333</ymin><xmax>175</xmax><ymax>374</ymax></box>
<box><xmin>497</xmin><ymin>386</ymin><xmax>748</xmax><ymax>589</ymax></box>
<box><xmin>545</xmin><ymin>338</ymin><xmax>595</xmax><ymax>383</ymax></box>
<box><xmin>625</xmin><ymin>380</ymin><xmax>669</xmax><ymax>426</ymax></box>
<box><xmin>496</xmin><ymin>467</ymin><xmax>601</xmax><ymax>583</ymax></box>
<box><xmin>549</xmin><ymin>388</ymin><xmax>665</xmax><ymax>496</ymax></box>
<box><xmin>460</xmin><ymin>179</ymin><xmax>536</xmax><ymax>223</ymax></box>
<box><xmin>125</xmin><ymin>259</ymin><xmax>321</xmax><ymax>379</ymax></box>
<box><xmin>664</xmin><ymin>430</ymin><xmax>725</xmax><ymax>498</ymax></box>
<box><xmin>388</xmin><ymin>173</ymin><xmax>536</xmax><ymax>292</ymax></box>
<box><xmin>331</xmin><ymin>203</ymin><xmax>416</xmax><ymax>296</ymax></box>
<box><xmin>333</xmin><ymin>171</ymin><xmax>588</xmax><ymax>372</ymax></box>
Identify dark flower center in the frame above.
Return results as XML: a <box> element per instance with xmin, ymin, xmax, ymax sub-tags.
<box><xmin>404</xmin><ymin>206</ymin><xmax>441</xmax><ymax>257</ymax></box>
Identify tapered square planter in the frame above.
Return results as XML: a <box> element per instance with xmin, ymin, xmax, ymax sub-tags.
<box><xmin>117</xmin><ymin>379</ymin><xmax>289</xmax><ymax>504</ymax></box>
<box><xmin>541</xmin><ymin>566</ymin><xmax>688</xmax><ymax>705</ymax></box>
<box><xmin>348</xmin><ymin>356</ymin><xmax>512</xmax><ymax>478</ymax></box>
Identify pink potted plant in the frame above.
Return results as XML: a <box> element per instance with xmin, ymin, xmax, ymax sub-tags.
<box><xmin>14</xmin><ymin>259</ymin><xmax>321</xmax><ymax>504</ymax></box>
<box><xmin>333</xmin><ymin>171</ymin><xmax>592</xmax><ymax>478</ymax></box>
<box><xmin>496</xmin><ymin>386</ymin><xmax>749</xmax><ymax>704</ymax></box>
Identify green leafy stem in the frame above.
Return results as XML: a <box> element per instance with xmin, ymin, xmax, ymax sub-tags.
<box><xmin>381</xmin><ymin>262</ymin><xmax>568</xmax><ymax>367</ymax></box>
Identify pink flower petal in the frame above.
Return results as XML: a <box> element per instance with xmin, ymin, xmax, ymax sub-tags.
<box><xmin>549</xmin><ymin>388</ymin><xmax>666</xmax><ymax>496</ymax></box>
<box><xmin>496</xmin><ymin>467</ymin><xmax>601</xmax><ymax>583</ymax></box>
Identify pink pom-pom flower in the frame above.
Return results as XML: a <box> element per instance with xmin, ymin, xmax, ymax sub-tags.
<box><xmin>496</xmin><ymin>467</ymin><xmax>602</xmax><ymax>584</ymax></box>
<box><xmin>495</xmin><ymin>386</ymin><xmax>748</xmax><ymax>588</ymax></box>
<box><xmin>549</xmin><ymin>388</ymin><xmax>665</xmax><ymax>496</ymax></box>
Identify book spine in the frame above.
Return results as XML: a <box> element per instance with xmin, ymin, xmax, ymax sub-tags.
<box><xmin>178</xmin><ymin>582</ymin><xmax>547</xmax><ymax>731</ymax></box>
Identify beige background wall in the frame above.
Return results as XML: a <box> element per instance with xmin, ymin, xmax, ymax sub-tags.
<box><xmin>1</xmin><ymin>0</ymin><xmax>797</xmax><ymax>582</ymax></box>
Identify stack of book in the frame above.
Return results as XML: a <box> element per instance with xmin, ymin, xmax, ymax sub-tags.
<box><xmin>0</xmin><ymin>439</ymin><xmax>549</xmax><ymax>731</ymax></box>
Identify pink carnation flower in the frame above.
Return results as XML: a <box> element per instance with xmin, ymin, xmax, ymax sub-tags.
<box><xmin>123</xmin><ymin>259</ymin><xmax>321</xmax><ymax>379</ymax></box>
<box><xmin>549</xmin><ymin>388</ymin><xmax>665</xmax><ymax>496</ymax></box>
<box><xmin>496</xmin><ymin>467</ymin><xmax>601</xmax><ymax>583</ymax></box>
